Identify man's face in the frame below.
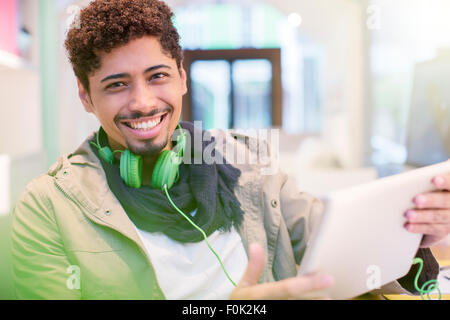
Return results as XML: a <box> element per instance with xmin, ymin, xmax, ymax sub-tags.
<box><xmin>78</xmin><ymin>36</ymin><xmax>187</xmax><ymax>157</ymax></box>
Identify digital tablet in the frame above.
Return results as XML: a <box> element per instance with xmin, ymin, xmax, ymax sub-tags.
<box><xmin>298</xmin><ymin>160</ymin><xmax>450</xmax><ymax>299</ymax></box>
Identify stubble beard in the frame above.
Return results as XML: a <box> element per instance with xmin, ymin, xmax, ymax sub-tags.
<box><xmin>126</xmin><ymin>132</ymin><xmax>170</xmax><ymax>157</ymax></box>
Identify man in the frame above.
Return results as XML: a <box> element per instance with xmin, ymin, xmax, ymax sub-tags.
<box><xmin>10</xmin><ymin>0</ymin><xmax>449</xmax><ymax>300</ymax></box>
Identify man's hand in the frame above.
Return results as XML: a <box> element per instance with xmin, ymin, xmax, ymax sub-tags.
<box><xmin>230</xmin><ymin>243</ymin><xmax>334</xmax><ymax>300</ymax></box>
<box><xmin>405</xmin><ymin>173</ymin><xmax>450</xmax><ymax>247</ymax></box>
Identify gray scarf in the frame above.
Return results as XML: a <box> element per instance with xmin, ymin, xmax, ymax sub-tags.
<box><xmin>92</xmin><ymin>122</ymin><xmax>245</xmax><ymax>243</ymax></box>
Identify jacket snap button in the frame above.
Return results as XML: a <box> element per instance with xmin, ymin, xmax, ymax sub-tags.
<box><xmin>271</xmin><ymin>199</ymin><xmax>278</xmax><ymax>208</ymax></box>
<box><xmin>105</xmin><ymin>210</ymin><xmax>111</xmax><ymax>216</ymax></box>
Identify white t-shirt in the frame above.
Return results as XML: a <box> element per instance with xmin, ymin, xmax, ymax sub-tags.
<box><xmin>134</xmin><ymin>210</ymin><xmax>248</xmax><ymax>300</ymax></box>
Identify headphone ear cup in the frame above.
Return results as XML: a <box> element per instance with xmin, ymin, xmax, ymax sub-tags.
<box><xmin>152</xmin><ymin>150</ymin><xmax>181</xmax><ymax>190</ymax></box>
<box><xmin>120</xmin><ymin>149</ymin><xmax>143</xmax><ymax>188</ymax></box>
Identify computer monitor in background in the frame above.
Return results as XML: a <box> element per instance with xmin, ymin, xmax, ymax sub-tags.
<box><xmin>406</xmin><ymin>51</ymin><xmax>450</xmax><ymax>168</ymax></box>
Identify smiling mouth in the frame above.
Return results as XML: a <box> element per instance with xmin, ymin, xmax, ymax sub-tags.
<box><xmin>121</xmin><ymin>112</ymin><xmax>168</xmax><ymax>131</ymax></box>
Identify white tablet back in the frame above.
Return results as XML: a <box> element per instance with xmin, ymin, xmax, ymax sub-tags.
<box><xmin>298</xmin><ymin>160</ymin><xmax>450</xmax><ymax>299</ymax></box>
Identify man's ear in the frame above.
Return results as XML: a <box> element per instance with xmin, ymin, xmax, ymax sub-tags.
<box><xmin>179</xmin><ymin>65</ymin><xmax>188</xmax><ymax>96</ymax></box>
<box><xmin>77</xmin><ymin>79</ymin><xmax>94</xmax><ymax>113</ymax></box>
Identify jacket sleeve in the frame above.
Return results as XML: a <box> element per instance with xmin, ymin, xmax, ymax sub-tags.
<box><xmin>10</xmin><ymin>179</ymin><xmax>81</xmax><ymax>300</ymax></box>
<box><xmin>279</xmin><ymin>172</ymin><xmax>324</xmax><ymax>265</ymax></box>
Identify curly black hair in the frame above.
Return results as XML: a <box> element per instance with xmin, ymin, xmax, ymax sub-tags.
<box><xmin>65</xmin><ymin>0</ymin><xmax>183</xmax><ymax>93</ymax></box>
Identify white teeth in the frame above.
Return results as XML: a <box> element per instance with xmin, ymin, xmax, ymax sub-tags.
<box><xmin>129</xmin><ymin>117</ymin><xmax>162</xmax><ymax>130</ymax></box>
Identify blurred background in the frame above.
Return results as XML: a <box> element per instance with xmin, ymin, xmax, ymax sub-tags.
<box><xmin>0</xmin><ymin>0</ymin><xmax>449</xmax><ymax>299</ymax></box>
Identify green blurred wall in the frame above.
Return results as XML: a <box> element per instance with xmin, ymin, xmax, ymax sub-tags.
<box><xmin>0</xmin><ymin>214</ymin><xmax>13</xmax><ymax>299</ymax></box>
<box><xmin>0</xmin><ymin>0</ymin><xmax>60</xmax><ymax>300</ymax></box>
<box><xmin>39</xmin><ymin>0</ymin><xmax>59</xmax><ymax>167</ymax></box>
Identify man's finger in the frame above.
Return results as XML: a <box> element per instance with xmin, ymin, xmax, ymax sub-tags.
<box><xmin>236</xmin><ymin>243</ymin><xmax>265</xmax><ymax>288</ymax></box>
<box><xmin>231</xmin><ymin>273</ymin><xmax>334</xmax><ymax>300</ymax></box>
<box><xmin>413</xmin><ymin>192</ymin><xmax>450</xmax><ymax>209</ymax></box>
<box><xmin>405</xmin><ymin>222</ymin><xmax>450</xmax><ymax>238</ymax></box>
<box><xmin>405</xmin><ymin>209</ymin><xmax>450</xmax><ymax>224</ymax></box>
<box><xmin>432</xmin><ymin>174</ymin><xmax>450</xmax><ymax>191</ymax></box>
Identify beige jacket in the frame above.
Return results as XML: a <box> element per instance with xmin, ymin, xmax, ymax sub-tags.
<box><xmin>10</xmin><ymin>129</ymin><xmax>418</xmax><ymax>299</ymax></box>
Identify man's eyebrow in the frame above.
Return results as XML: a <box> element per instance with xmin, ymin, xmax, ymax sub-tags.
<box><xmin>100</xmin><ymin>64</ymin><xmax>172</xmax><ymax>83</ymax></box>
<box><xmin>144</xmin><ymin>64</ymin><xmax>171</xmax><ymax>73</ymax></box>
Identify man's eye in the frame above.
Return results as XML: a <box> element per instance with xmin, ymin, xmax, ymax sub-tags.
<box><xmin>151</xmin><ymin>73</ymin><xmax>168</xmax><ymax>81</ymax></box>
<box><xmin>106</xmin><ymin>82</ymin><xmax>126</xmax><ymax>90</ymax></box>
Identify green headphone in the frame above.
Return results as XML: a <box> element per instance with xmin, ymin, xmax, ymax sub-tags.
<box><xmin>90</xmin><ymin>124</ymin><xmax>186</xmax><ymax>190</ymax></box>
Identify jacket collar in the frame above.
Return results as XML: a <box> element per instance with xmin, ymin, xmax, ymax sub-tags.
<box><xmin>53</xmin><ymin>131</ymin><xmax>147</xmax><ymax>252</ymax></box>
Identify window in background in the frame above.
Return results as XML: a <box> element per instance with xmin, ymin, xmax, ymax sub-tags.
<box><xmin>232</xmin><ymin>59</ymin><xmax>272</xmax><ymax>129</ymax></box>
<box><xmin>303</xmin><ymin>56</ymin><xmax>321</xmax><ymax>132</ymax></box>
<box><xmin>191</xmin><ymin>60</ymin><xmax>231</xmax><ymax>130</ymax></box>
<box><xmin>370</xmin><ymin>0</ymin><xmax>450</xmax><ymax>171</ymax></box>
<box><xmin>183</xmin><ymin>49</ymin><xmax>281</xmax><ymax>130</ymax></box>
<box><xmin>189</xmin><ymin>58</ymin><xmax>273</xmax><ymax>131</ymax></box>
<box><xmin>174</xmin><ymin>3</ymin><xmax>323</xmax><ymax>133</ymax></box>
<box><xmin>406</xmin><ymin>52</ymin><xmax>450</xmax><ymax>167</ymax></box>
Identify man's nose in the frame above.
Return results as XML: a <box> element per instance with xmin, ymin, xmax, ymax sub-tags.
<box><xmin>128</xmin><ymin>81</ymin><xmax>157</xmax><ymax>115</ymax></box>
